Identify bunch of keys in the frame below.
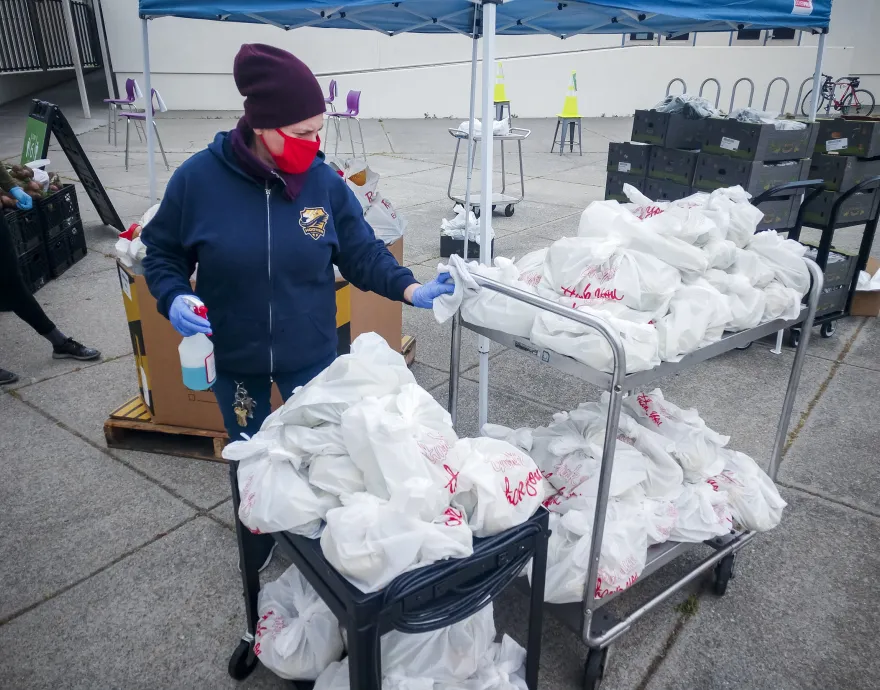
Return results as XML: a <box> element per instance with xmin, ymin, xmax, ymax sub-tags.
<box><xmin>233</xmin><ymin>381</ymin><xmax>256</xmax><ymax>427</ymax></box>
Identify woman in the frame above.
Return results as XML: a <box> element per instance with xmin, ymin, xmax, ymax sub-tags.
<box><xmin>1</xmin><ymin>166</ymin><xmax>100</xmax><ymax>384</ymax></box>
<box><xmin>143</xmin><ymin>44</ymin><xmax>453</xmax><ymax>437</ymax></box>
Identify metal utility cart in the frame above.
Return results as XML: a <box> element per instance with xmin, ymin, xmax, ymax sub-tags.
<box><xmin>225</xmin><ymin>458</ymin><xmax>550</xmax><ymax>689</ymax></box>
<box><xmin>447</xmin><ymin>258</ymin><xmax>823</xmax><ymax>689</ymax></box>
<box><xmin>447</xmin><ymin>126</ymin><xmax>530</xmax><ymax>218</ymax></box>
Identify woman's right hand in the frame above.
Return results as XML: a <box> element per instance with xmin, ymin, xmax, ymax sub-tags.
<box><xmin>169</xmin><ymin>295</ymin><xmax>212</xmax><ymax>337</ymax></box>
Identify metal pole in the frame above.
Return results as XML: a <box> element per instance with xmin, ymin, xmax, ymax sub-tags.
<box><xmin>808</xmin><ymin>32</ymin><xmax>827</xmax><ymax>122</ymax></box>
<box><xmin>142</xmin><ymin>18</ymin><xmax>157</xmax><ymax>204</ymax></box>
<box><xmin>92</xmin><ymin>0</ymin><xmax>115</xmax><ymax>101</ymax></box>
<box><xmin>477</xmin><ymin>1</ymin><xmax>496</xmax><ymax>429</ymax></box>
<box><xmin>61</xmin><ymin>0</ymin><xmax>90</xmax><ymax>118</ymax></box>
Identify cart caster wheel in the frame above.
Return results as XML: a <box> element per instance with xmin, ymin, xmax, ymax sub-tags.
<box><xmin>821</xmin><ymin>322</ymin><xmax>836</xmax><ymax>338</ymax></box>
<box><xmin>787</xmin><ymin>328</ymin><xmax>800</xmax><ymax>349</ymax></box>
<box><xmin>504</xmin><ymin>204</ymin><xmax>515</xmax><ymax>217</ymax></box>
<box><xmin>713</xmin><ymin>554</ymin><xmax>736</xmax><ymax>596</ymax></box>
<box><xmin>735</xmin><ymin>342</ymin><xmax>752</xmax><ymax>351</ymax></box>
<box><xmin>228</xmin><ymin>639</ymin><xmax>258</xmax><ymax>680</ymax></box>
<box><xmin>582</xmin><ymin>648</ymin><xmax>609</xmax><ymax>690</ymax></box>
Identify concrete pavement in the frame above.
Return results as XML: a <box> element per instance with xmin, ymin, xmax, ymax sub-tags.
<box><xmin>1</xmin><ymin>89</ymin><xmax>878</xmax><ymax>689</ymax></box>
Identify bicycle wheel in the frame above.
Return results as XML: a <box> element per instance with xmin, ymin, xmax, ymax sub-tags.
<box><xmin>800</xmin><ymin>90</ymin><xmax>827</xmax><ymax>117</ymax></box>
<box><xmin>840</xmin><ymin>89</ymin><xmax>875</xmax><ymax>116</ymax></box>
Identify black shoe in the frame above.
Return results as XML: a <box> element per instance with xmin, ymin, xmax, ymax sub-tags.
<box><xmin>0</xmin><ymin>369</ymin><xmax>19</xmax><ymax>385</ymax></box>
<box><xmin>52</xmin><ymin>338</ymin><xmax>101</xmax><ymax>361</ymax></box>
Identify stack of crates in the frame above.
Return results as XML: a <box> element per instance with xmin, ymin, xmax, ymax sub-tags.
<box><xmin>803</xmin><ymin>243</ymin><xmax>859</xmax><ymax>318</ymax></box>
<box><xmin>607</xmin><ymin>108</ymin><xmax>817</xmax><ymax>231</ymax></box>
<box><xmin>2</xmin><ymin>183</ymin><xmax>86</xmax><ymax>294</ymax></box>
<box><xmin>805</xmin><ymin>118</ymin><xmax>880</xmax><ymax>226</ymax></box>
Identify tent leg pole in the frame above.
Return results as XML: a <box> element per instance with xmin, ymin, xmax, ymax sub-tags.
<box><xmin>808</xmin><ymin>32</ymin><xmax>827</xmax><ymax>122</ymax></box>
<box><xmin>62</xmin><ymin>0</ymin><xmax>90</xmax><ymax>119</ymax></box>
<box><xmin>142</xmin><ymin>19</ymin><xmax>157</xmax><ymax>204</ymax></box>
<box><xmin>477</xmin><ymin>1</ymin><xmax>496</xmax><ymax>430</ymax></box>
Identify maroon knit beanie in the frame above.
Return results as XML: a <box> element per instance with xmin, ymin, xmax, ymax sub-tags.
<box><xmin>233</xmin><ymin>43</ymin><xmax>326</xmax><ymax>129</ymax></box>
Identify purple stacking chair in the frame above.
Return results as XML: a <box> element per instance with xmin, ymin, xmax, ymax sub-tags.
<box><xmin>103</xmin><ymin>78</ymin><xmax>139</xmax><ymax>146</ymax></box>
<box><xmin>326</xmin><ymin>90</ymin><xmax>366</xmax><ymax>159</ymax></box>
<box><xmin>118</xmin><ymin>89</ymin><xmax>170</xmax><ymax>172</ymax></box>
<box><xmin>324</xmin><ymin>79</ymin><xmax>338</xmax><ymax>111</ymax></box>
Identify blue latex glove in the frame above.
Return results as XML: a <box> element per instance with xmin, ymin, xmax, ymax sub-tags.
<box><xmin>411</xmin><ymin>273</ymin><xmax>455</xmax><ymax>309</ymax></box>
<box><xmin>169</xmin><ymin>295</ymin><xmax>212</xmax><ymax>337</ymax></box>
<box><xmin>10</xmin><ymin>187</ymin><xmax>32</xmax><ymax>210</ymax></box>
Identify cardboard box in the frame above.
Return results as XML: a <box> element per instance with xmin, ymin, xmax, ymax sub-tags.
<box><xmin>604</xmin><ymin>171</ymin><xmax>647</xmax><ymax>201</ymax></box>
<box><xmin>693</xmin><ymin>153</ymin><xmax>811</xmax><ymax>196</ymax></box>
<box><xmin>647</xmin><ymin>147</ymin><xmax>700</xmax><ymax>185</ymax></box>
<box><xmin>643</xmin><ymin>177</ymin><xmax>692</xmax><ymax>202</ymax></box>
<box><xmin>814</xmin><ymin>118</ymin><xmax>880</xmax><ymax>158</ymax></box>
<box><xmin>809</xmin><ymin>153</ymin><xmax>880</xmax><ymax>192</ymax></box>
<box><xmin>851</xmin><ymin>256</ymin><xmax>880</xmax><ymax>317</ymax></box>
<box><xmin>700</xmin><ymin>118</ymin><xmax>818</xmax><ymax>162</ymax></box>
<box><xmin>116</xmin><ymin>238</ymin><xmax>404</xmax><ymax>432</ymax></box>
<box><xmin>632</xmin><ymin>110</ymin><xmax>705</xmax><ymax>149</ymax></box>
<box><xmin>607</xmin><ymin>142</ymin><xmax>652</xmax><ymax>176</ymax></box>
<box><xmin>802</xmin><ymin>189</ymin><xmax>880</xmax><ymax>226</ymax></box>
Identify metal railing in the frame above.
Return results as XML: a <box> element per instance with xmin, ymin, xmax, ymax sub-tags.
<box><xmin>0</xmin><ymin>0</ymin><xmax>101</xmax><ymax>73</ymax></box>
<box><xmin>665</xmin><ymin>78</ymin><xmax>687</xmax><ymax>96</ymax></box>
<box><xmin>762</xmin><ymin>76</ymin><xmax>790</xmax><ymax>115</ymax></box>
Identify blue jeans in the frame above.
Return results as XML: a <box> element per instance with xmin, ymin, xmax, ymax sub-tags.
<box><xmin>213</xmin><ymin>354</ymin><xmax>335</xmax><ymax>440</ymax></box>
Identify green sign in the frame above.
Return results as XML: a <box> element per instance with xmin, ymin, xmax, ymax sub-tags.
<box><xmin>21</xmin><ymin>116</ymin><xmax>49</xmax><ymax>165</ymax></box>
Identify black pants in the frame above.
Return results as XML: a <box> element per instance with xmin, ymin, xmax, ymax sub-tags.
<box><xmin>0</xmin><ymin>213</ymin><xmax>55</xmax><ymax>335</ymax></box>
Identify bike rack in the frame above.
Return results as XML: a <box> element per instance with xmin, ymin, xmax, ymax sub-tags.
<box><xmin>794</xmin><ymin>77</ymin><xmax>813</xmax><ymax>117</ymax></box>
<box><xmin>698</xmin><ymin>78</ymin><xmax>722</xmax><ymax>108</ymax></box>
<box><xmin>762</xmin><ymin>77</ymin><xmax>790</xmax><ymax>115</ymax></box>
<box><xmin>665</xmin><ymin>78</ymin><xmax>687</xmax><ymax>96</ymax></box>
<box><xmin>728</xmin><ymin>77</ymin><xmax>755</xmax><ymax>113</ymax></box>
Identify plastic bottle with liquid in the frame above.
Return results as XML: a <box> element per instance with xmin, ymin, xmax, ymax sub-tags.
<box><xmin>178</xmin><ymin>297</ymin><xmax>217</xmax><ymax>391</ymax></box>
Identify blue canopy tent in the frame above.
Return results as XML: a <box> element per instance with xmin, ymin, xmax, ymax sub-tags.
<box><xmin>136</xmin><ymin>0</ymin><xmax>833</xmax><ymax>428</ymax></box>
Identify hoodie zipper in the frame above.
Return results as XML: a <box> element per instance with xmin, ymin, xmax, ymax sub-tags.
<box><xmin>265</xmin><ymin>184</ymin><xmax>274</xmax><ymax>375</ymax></box>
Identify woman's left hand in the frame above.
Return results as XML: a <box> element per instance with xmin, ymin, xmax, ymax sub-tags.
<box><xmin>408</xmin><ymin>273</ymin><xmax>455</xmax><ymax>309</ymax></box>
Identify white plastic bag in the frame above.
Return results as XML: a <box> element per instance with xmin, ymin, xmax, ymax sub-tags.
<box><xmin>445</xmin><ymin>635</ymin><xmax>529</xmax><ymax>690</ymax></box>
<box><xmin>440</xmin><ymin>204</ymin><xmax>480</xmax><ymax>242</ymax></box>
<box><xmin>273</xmin><ymin>333</ymin><xmax>416</xmax><ymax>428</ymax></box>
<box><xmin>365</xmin><ymin>196</ymin><xmax>406</xmax><ymax>245</ymax></box>
<box><xmin>704</xmin><ymin>269</ymin><xmax>766</xmax><ymax>331</ymax></box>
<box><xmin>669</xmin><ymin>482</ymin><xmax>733</xmax><ymax>542</ymax></box>
<box><xmin>747</xmin><ymin>231</ymin><xmax>810</xmax><ymax>295</ymax></box>
<box><xmin>613</xmin><ymin>408</ymin><xmax>684</xmax><ymax>499</ymax></box>
<box><xmin>308</xmin><ymin>452</ymin><xmax>366</xmax><ymax>497</ymax></box>
<box><xmin>655</xmin><ymin>281</ymin><xmax>731</xmax><ymax>360</ymax></box>
<box><xmin>708</xmin><ymin>186</ymin><xmax>764</xmax><ymax>248</ymax></box>
<box><xmin>341</xmin><ymin>384</ymin><xmax>457</xmax><ymax>520</ymax></box>
<box><xmin>530</xmin><ymin>303</ymin><xmax>661</xmax><ymax>374</ymax></box>
<box><xmin>540</xmin><ymin>236</ymin><xmax>681</xmax><ymax>315</ymax></box>
<box><xmin>445</xmin><ymin>437</ymin><xmax>545</xmax><ymax>537</ymax></box>
<box><xmin>320</xmin><ymin>490</ymin><xmax>473</xmax><ymax>593</ymax></box>
<box><xmin>515</xmin><ymin>248</ymin><xmax>547</xmax><ymax>287</ymax></box>
<box><xmin>729</xmin><ymin>248</ymin><xmax>775</xmax><ymax>288</ymax></box>
<box><xmin>710</xmin><ymin>449</ymin><xmax>787</xmax><ymax>532</ymax></box>
<box><xmin>624</xmin><ymin>389</ymin><xmax>729</xmax><ymax>479</ymax></box>
<box><xmin>701</xmin><ymin>238</ymin><xmax>738</xmax><ymax>270</ymax></box>
<box><xmin>330</xmin><ymin>158</ymin><xmax>380</xmax><ymax>211</ymax></box>
<box><xmin>762</xmin><ymin>281</ymin><xmax>802</xmax><ymax>321</ymax></box>
<box><xmin>643</xmin><ymin>496</ymin><xmax>679</xmax><ymax>546</ymax></box>
<box><xmin>457</xmin><ymin>257</ymin><xmax>543</xmax><ymax>338</ymax></box>
<box><xmin>255</xmin><ymin>565</ymin><xmax>344</xmax><ymax>680</ymax></box>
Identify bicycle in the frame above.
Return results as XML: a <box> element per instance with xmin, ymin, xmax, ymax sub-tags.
<box><xmin>800</xmin><ymin>74</ymin><xmax>875</xmax><ymax>117</ymax></box>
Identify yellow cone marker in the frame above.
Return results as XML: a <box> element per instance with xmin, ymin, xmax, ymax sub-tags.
<box><xmin>493</xmin><ymin>61</ymin><xmax>508</xmax><ymax>103</ymax></box>
<box><xmin>558</xmin><ymin>70</ymin><xmax>581</xmax><ymax>118</ymax></box>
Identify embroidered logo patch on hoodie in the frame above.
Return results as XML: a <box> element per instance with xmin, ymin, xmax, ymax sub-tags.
<box><xmin>299</xmin><ymin>207</ymin><xmax>329</xmax><ymax>239</ymax></box>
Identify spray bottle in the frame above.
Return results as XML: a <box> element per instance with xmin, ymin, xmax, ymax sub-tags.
<box><xmin>178</xmin><ymin>296</ymin><xmax>216</xmax><ymax>391</ymax></box>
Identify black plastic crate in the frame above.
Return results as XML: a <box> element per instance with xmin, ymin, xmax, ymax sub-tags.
<box><xmin>755</xmin><ymin>196</ymin><xmax>799</xmax><ymax>232</ymax></box>
<box><xmin>815</xmin><ymin>284</ymin><xmax>849</xmax><ymax>318</ymax></box>
<box><xmin>38</xmin><ymin>184</ymin><xmax>80</xmax><ymax>240</ymax></box>
<box><xmin>440</xmin><ymin>235</ymin><xmax>493</xmax><ymax>259</ymax></box>
<box><xmin>632</xmin><ymin>110</ymin><xmax>705</xmax><ymax>149</ymax></box>
<box><xmin>693</xmin><ymin>153</ymin><xmax>811</xmax><ymax>196</ymax></box>
<box><xmin>802</xmin><ymin>189</ymin><xmax>880</xmax><ymax>226</ymax></box>
<box><xmin>605</xmin><ymin>171</ymin><xmax>647</xmax><ymax>201</ymax></box>
<box><xmin>647</xmin><ymin>147</ymin><xmax>700</xmax><ymax>185</ymax></box>
<box><xmin>17</xmin><ymin>245</ymin><xmax>51</xmax><ymax>294</ymax></box>
<box><xmin>701</xmin><ymin>118</ymin><xmax>818</xmax><ymax>161</ymax></box>
<box><xmin>4</xmin><ymin>208</ymin><xmax>43</xmax><ymax>256</ymax></box>
<box><xmin>67</xmin><ymin>220</ymin><xmax>88</xmax><ymax>264</ymax></box>
<box><xmin>607</xmin><ymin>142</ymin><xmax>652</xmax><ymax>176</ymax></box>
<box><xmin>803</xmin><ymin>243</ymin><xmax>859</xmax><ymax>290</ymax></box>
<box><xmin>643</xmin><ymin>177</ymin><xmax>692</xmax><ymax>202</ymax></box>
<box><xmin>809</xmin><ymin>153</ymin><xmax>880</xmax><ymax>192</ymax></box>
<box><xmin>814</xmin><ymin>118</ymin><xmax>880</xmax><ymax>157</ymax></box>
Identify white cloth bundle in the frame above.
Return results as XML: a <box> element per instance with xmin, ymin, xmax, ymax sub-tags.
<box><xmin>320</xmin><ymin>490</ymin><xmax>473</xmax><ymax>593</ymax></box>
<box><xmin>255</xmin><ymin>565</ymin><xmax>344</xmax><ymax>680</ymax></box>
<box><xmin>440</xmin><ymin>204</ymin><xmax>480</xmax><ymax>242</ymax></box>
<box><xmin>432</xmin><ymin>254</ymin><xmax>482</xmax><ymax>324</ymax></box>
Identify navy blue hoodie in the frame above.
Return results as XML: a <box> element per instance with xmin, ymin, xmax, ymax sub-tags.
<box><xmin>142</xmin><ymin>132</ymin><xmax>418</xmax><ymax>375</ymax></box>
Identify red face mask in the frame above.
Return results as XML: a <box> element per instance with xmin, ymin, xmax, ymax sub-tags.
<box><xmin>260</xmin><ymin>130</ymin><xmax>320</xmax><ymax>174</ymax></box>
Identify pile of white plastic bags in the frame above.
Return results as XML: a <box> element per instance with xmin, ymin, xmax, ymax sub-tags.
<box><xmin>433</xmin><ymin>184</ymin><xmax>811</xmax><ymax>372</ymax></box>
<box><xmin>484</xmin><ymin>387</ymin><xmax>787</xmax><ymax>604</ymax></box>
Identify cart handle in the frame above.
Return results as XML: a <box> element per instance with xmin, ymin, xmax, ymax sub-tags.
<box><xmin>751</xmin><ymin>178</ymin><xmax>825</xmax><ymax>205</ymax></box>
<box><xmin>830</xmin><ymin>174</ymin><xmax>880</xmax><ymax>225</ymax></box>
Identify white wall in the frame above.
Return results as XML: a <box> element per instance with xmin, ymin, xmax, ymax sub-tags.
<box><xmin>102</xmin><ymin>0</ymin><xmax>865</xmax><ymax>118</ymax></box>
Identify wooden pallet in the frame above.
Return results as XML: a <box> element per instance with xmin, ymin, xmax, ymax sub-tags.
<box><xmin>104</xmin><ymin>396</ymin><xmax>227</xmax><ymax>462</ymax></box>
<box><xmin>402</xmin><ymin>334</ymin><xmax>417</xmax><ymax>366</ymax></box>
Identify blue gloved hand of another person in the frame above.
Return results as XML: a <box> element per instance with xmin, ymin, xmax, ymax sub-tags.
<box><xmin>169</xmin><ymin>295</ymin><xmax>213</xmax><ymax>337</ymax></box>
<box><xmin>411</xmin><ymin>272</ymin><xmax>455</xmax><ymax>309</ymax></box>
<box><xmin>10</xmin><ymin>187</ymin><xmax>33</xmax><ymax>210</ymax></box>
